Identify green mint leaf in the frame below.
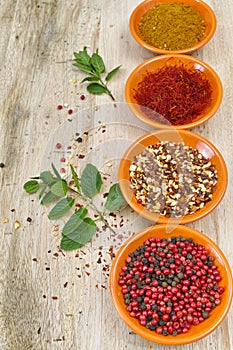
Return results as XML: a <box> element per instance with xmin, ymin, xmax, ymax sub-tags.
<box><xmin>24</xmin><ymin>180</ymin><xmax>40</xmax><ymax>194</ymax></box>
<box><xmin>74</xmin><ymin>47</ymin><xmax>91</xmax><ymax>66</ymax></box>
<box><xmin>60</xmin><ymin>235</ymin><xmax>83</xmax><ymax>251</ymax></box>
<box><xmin>63</xmin><ymin>217</ymin><xmax>96</xmax><ymax>247</ymax></box>
<box><xmin>80</xmin><ymin>164</ymin><xmax>102</xmax><ymax>198</ymax></box>
<box><xmin>51</xmin><ymin>163</ymin><xmax>62</xmax><ymax>180</ymax></box>
<box><xmin>73</xmin><ymin>47</ymin><xmax>92</xmax><ymax>73</ymax></box>
<box><xmin>105</xmin><ymin>65</ymin><xmax>121</xmax><ymax>82</ymax></box>
<box><xmin>104</xmin><ymin>183</ymin><xmax>126</xmax><ymax>212</ymax></box>
<box><xmin>73</xmin><ymin>62</ymin><xmax>93</xmax><ymax>74</ymax></box>
<box><xmin>90</xmin><ymin>52</ymin><xmax>105</xmax><ymax>74</ymax></box>
<box><xmin>48</xmin><ymin>197</ymin><xmax>75</xmax><ymax>220</ymax></box>
<box><xmin>40</xmin><ymin>191</ymin><xmax>59</xmax><ymax>205</ymax></box>
<box><xmin>81</xmin><ymin>76</ymin><xmax>100</xmax><ymax>83</ymax></box>
<box><xmin>50</xmin><ymin>180</ymin><xmax>68</xmax><ymax>197</ymax></box>
<box><xmin>40</xmin><ymin>171</ymin><xmax>56</xmax><ymax>184</ymax></box>
<box><xmin>73</xmin><ymin>217</ymin><xmax>96</xmax><ymax>245</ymax></box>
<box><xmin>70</xmin><ymin>164</ymin><xmax>80</xmax><ymax>191</ymax></box>
<box><xmin>87</xmin><ymin>83</ymin><xmax>106</xmax><ymax>95</ymax></box>
<box><xmin>62</xmin><ymin>207</ymin><xmax>88</xmax><ymax>236</ymax></box>
<box><xmin>39</xmin><ymin>185</ymin><xmax>47</xmax><ymax>200</ymax></box>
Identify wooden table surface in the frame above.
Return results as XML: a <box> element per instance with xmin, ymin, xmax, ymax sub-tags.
<box><xmin>0</xmin><ymin>1</ymin><xmax>232</xmax><ymax>349</ymax></box>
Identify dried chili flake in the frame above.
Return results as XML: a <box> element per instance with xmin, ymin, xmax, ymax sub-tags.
<box><xmin>134</xmin><ymin>65</ymin><xmax>212</xmax><ymax>126</ymax></box>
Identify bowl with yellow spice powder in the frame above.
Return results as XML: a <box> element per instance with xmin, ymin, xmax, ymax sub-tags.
<box><xmin>129</xmin><ymin>0</ymin><xmax>216</xmax><ymax>54</ymax></box>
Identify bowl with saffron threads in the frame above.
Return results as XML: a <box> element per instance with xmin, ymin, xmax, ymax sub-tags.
<box><xmin>125</xmin><ymin>54</ymin><xmax>223</xmax><ymax>129</ymax></box>
<box><xmin>129</xmin><ymin>0</ymin><xmax>216</xmax><ymax>55</ymax></box>
<box><xmin>110</xmin><ymin>225</ymin><xmax>233</xmax><ymax>345</ymax></box>
<box><xmin>118</xmin><ymin>129</ymin><xmax>227</xmax><ymax>224</ymax></box>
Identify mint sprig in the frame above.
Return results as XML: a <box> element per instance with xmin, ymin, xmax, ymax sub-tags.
<box><xmin>23</xmin><ymin>163</ymin><xmax>126</xmax><ymax>250</ymax></box>
<box><xmin>73</xmin><ymin>47</ymin><xmax>121</xmax><ymax>101</ymax></box>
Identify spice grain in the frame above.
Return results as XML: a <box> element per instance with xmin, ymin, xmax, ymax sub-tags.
<box><xmin>118</xmin><ymin>235</ymin><xmax>224</xmax><ymax>336</ymax></box>
<box><xmin>130</xmin><ymin>142</ymin><xmax>217</xmax><ymax>217</ymax></box>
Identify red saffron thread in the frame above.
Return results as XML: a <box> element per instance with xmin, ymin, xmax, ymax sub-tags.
<box><xmin>133</xmin><ymin>65</ymin><xmax>212</xmax><ymax>126</ymax></box>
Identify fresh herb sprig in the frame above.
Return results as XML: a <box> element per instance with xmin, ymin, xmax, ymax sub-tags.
<box><xmin>73</xmin><ymin>47</ymin><xmax>121</xmax><ymax>101</ymax></box>
<box><xmin>24</xmin><ymin>163</ymin><xmax>126</xmax><ymax>251</ymax></box>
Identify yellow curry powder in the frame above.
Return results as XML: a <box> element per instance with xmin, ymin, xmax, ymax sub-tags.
<box><xmin>138</xmin><ymin>3</ymin><xmax>206</xmax><ymax>51</ymax></box>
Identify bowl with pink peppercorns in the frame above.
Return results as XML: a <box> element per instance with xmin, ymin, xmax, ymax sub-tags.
<box><xmin>110</xmin><ymin>225</ymin><xmax>233</xmax><ymax>345</ymax></box>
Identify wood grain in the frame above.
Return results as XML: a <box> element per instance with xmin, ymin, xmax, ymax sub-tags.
<box><xmin>0</xmin><ymin>0</ymin><xmax>232</xmax><ymax>349</ymax></box>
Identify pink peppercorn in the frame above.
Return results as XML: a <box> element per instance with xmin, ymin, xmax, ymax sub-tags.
<box><xmin>56</xmin><ymin>143</ymin><xmax>62</xmax><ymax>149</ymax></box>
<box><xmin>57</xmin><ymin>105</ymin><xmax>63</xmax><ymax>110</ymax></box>
<box><xmin>80</xmin><ymin>94</ymin><xmax>85</xmax><ymax>100</ymax></box>
<box><xmin>118</xmin><ymin>236</ymin><xmax>224</xmax><ymax>336</ymax></box>
<box><xmin>68</xmin><ymin>109</ymin><xmax>73</xmax><ymax>114</ymax></box>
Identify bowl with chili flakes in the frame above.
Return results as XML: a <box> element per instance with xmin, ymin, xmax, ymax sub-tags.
<box><xmin>129</xmin><ymin>0</ymin><xmax>216</xmax><ymax>55</ymax></box>
<box><xmin>110</xmin><ymin>225</ymin><xmax>233</xmax><ymax>345</ymax></box>
<box><xmin>118</xmin><ymin>130</ymin><xmax>227</xmax><ymax>224</ymax></box>
<box><xmin>125</xmin><ymin>54</ymin><xmax>222</xmax><ymax>129</ymax></box>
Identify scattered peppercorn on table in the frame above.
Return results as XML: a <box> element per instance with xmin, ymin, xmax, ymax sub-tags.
<box><xmin>0</xmin><ymin>1</ymin><xmax>232</xmax><ymax>350</ymax></box>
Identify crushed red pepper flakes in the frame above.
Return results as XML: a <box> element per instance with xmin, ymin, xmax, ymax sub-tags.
<box><xmin>52</xmin><ymin>296</ymin><xmax>58</xmax><ymax>300</ymax></box>
<box><xmin>32</xmin><ymin>258</ymin><xmax>38</xmax><ymax>262</ymax></box>
<box><xmin>64</xmin><ymin>282</ymin><xmax>68</xmax><ymax>288</ymax></box>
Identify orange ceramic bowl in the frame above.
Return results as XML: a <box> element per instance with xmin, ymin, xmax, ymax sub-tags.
<box><xmin>110</xmin><ymin>225</ymin><xmax>233</xmax><ymax>345</ymax></box>
<box><xmin>125</xmin><ymin>54</ymin><xmax>223</xmax><ymax>130</ymax></box>
<box><xmin>129</xmin><ymin>0</ymin><xmax>216</xmax><ymax>55</ymax></box>
<box><xmin>118</xmin><ymin>130</ymin><xmax>227</xmax><ymax>225</ymax></box>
